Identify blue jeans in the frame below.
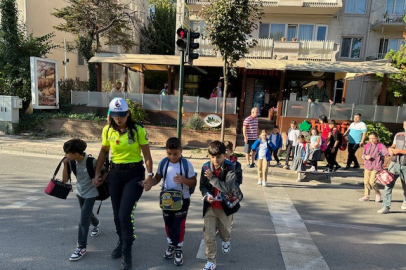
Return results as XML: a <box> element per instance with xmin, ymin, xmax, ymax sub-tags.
<box><xmin>382</xmin><ymin>162</ymin><xmax>406</xmax><ymax>208</ymax></box>
<box><xmin>77</xmin><ymin>195</ymin><xmax>98</xmax><ymax>248</ymax></box>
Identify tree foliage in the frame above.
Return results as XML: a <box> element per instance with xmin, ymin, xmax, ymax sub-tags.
<box><xmin>199</xmin><ymin>0</ymin><xmax>261</xmax><ymax>141</ymax></box>
<box><xmin>0</xmin><ymin>0</ymin><xmax>54</xmax><ymax>111</ymax></box>
<box><xmin>140</xmin><ymin>0</ymin><xmax>176</xmax><ymax>55</ymax></box>
<box><xmin>382</xmin><ymin>44</ymin><xmax>406</xmax><ymax>105</ymax></box>
<box><xmin>52</xmin><ymin>0</ymin><xmax>139</xmax><ymax>91</ymax></box>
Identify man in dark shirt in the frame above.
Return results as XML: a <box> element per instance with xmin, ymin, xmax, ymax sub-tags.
<box><xmin>307</xmin><ymin>80</ymin><xmax>333</xmax><ymax>118</ymax></box>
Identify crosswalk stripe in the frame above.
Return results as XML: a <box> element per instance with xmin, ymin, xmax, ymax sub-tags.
<box><xmin>196</xmin><ymin>239</ymin><xmax>206</xmax><ymax>259</ymax></box>
<box><xmin>8</xmin><ymin>196</ymin><xmax>40</xmax><ymax>208</ymax></box>
<box><xmin>264</xmin><ymin>180</ymin><xmax>330</xmax><ymax>270</ymax></box>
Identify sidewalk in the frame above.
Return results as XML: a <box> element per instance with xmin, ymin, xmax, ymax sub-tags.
<box><xmin>0</xmin><ymin>134</ymin><xmax>369</xmax><ymax>186</ymax></box>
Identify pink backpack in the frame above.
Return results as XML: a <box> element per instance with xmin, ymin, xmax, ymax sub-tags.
<box><xmin>320</xmin><ymin>137</ymin><xmax>328</xmax><ymax>152</ymax></box>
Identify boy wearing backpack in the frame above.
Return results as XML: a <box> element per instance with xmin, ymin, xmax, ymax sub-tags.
<box><xmin>143</xmin><ymin>137</ymin><xmax>196</xmax><ymax>266</ymax></box>
<box><xmin>62</xmin><ymin>139</ymin><xmax>100</xmax><ymax>261</ymax></box>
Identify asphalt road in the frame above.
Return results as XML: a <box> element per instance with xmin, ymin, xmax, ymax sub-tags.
<box><xmin>1</xmin><ymin>152</ymin><xmax>406</xmax><ymax>270</ymax></box>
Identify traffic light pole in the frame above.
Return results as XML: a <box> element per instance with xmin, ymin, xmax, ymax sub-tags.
<box><xmin>176</xmin><ymin>50</ymin><xmax>185</xmax><ymax>140</ymax></box>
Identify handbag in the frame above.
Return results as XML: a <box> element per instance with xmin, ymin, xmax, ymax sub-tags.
<box><xmin>44</xmin><ymin>158</ymin><xmax>72</xmax><ymax>199</ymax></box>
<box><xmin>221</xmin><ymin>186</ymin><xmax>243</xmax><ymax>209</ymax></box>
<box><xmin>159</xmin><ymin>160</ymin><xmax>184</xmax><ymax>211</ymax></box>
<box><xmin>375</xmin><ymin>160</ymin><xmax>394</xmax><ymax>186</ymax></box>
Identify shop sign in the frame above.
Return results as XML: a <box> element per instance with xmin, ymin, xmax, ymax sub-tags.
<box><xmin>204</xmin><ymin>114</ymin><xmax>222</xmax><ymax>127</ymax></box>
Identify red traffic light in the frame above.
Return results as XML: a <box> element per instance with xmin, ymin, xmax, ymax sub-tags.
<box><xmin>177</xmin><ymin>28</ymin><xmax>187</xmax><ymax>39</ymax></box>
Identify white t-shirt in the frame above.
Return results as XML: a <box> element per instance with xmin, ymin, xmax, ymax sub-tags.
<box><xmin>156</xmin><ymin>159</ymin><xmax>195</xmax><ymax>199</ymax></box>
<box><xmin>258</xmin><ymin>140</ymin><xmax>268</xmax><ymax>159</ymax></box>
<box><xmin>288</xmin><ymin>129</ymin><xmax>301</xmax><ymax>146</ymax></box>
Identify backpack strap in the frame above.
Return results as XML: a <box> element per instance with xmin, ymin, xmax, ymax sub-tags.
<box><xmin>181</xmin><ymin>157</ymin><xmax>189</xmax><ymax>178</ymax></box>
<box><xmin>86</xmin><ymin>156</ymin><xmax>96</xmax><ymax>179</ymax></box>
<box><xmin>159</xmin><ymin>157</ymin><xmax>170</xmax><ymax>178</ymax></box>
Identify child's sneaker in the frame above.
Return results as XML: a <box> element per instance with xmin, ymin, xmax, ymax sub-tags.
<box><xmin>283</xmin><ymin>165</ymin><xmax>289</xmax><ymax>169</ymax></box>
<box><xmin>262</xmin><ymin>181</ymin><xmax>267</xmax><ymax>186</ymax></box>
<box><xmin>358</xmin><ymin>196</ymin><xmax>369</xmax><ymax>201</ymax></box>
<box><xmin>69</xmin><ymin>247</ymin><xmax>86</xmax><ymax>261</ymax></box>
<box><xmin>257</xmin><ymin>180</ymin><xmax>262</xmax><ymax>185</ymax></box>
<box><xmin>164</xmin><ymin>245</ymin><xmax>175</xmax><ymax>259</ymax></box>
<box><xmin>174</xmin><ymin>248</ymin><xmax>183</xmax><ymax>266</ymax></box>
<box><xmin>221</xmin><ymin>241</ymin><xmax>230</xmax><ymax>254</ymax></box>
<box><xmin>203</xmin><ymin>261</ymin><xmax>217</xmax><ymax>270</ymax></box>
<box><xmin>309</xmin><ymin>166</ymin><xmax>316</xmax><ymax>172</ymax></box>
<box><xmin>91</xmin><ymin>220</ymin><xmax>100</xmax><ymax>237</ymax></box>
<box><xmin>276</xmin><ymin>162</ymin><xmax>281</xmax><ymax>166</ymax></box>
<box><xmin>377</xmin><ymin>206</ymin><xmax>390</xmax><ymax>214</ymax></box>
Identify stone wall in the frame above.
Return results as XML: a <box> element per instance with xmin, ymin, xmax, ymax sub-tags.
<box><xmin>42</xmin><ymin>118</ymin><xmax>236</xmax><ymax>147</ymax></box>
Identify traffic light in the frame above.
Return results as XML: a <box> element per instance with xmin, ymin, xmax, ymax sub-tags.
<box><xmin>176</xmin><ymin>27</ymin><xmax>188</xmax><ymax>51</ymax></box>
<box><xmin>186</xmin><ymin>31</ymin><xmax>200</xmax><ymax>65</ymax></box>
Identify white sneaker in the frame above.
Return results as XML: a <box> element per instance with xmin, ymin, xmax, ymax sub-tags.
<box><xmin>309</xmin><ymin>166</ymin><xmax>315</xmax><ymax>172</ymax></box>
<box><xmin>257</xmin><ymin>180</ymin><xmax>262</xmax><ymax>185</ymax></box>
<box><xmin>203</xmin><ymin>261</ymin><xmax>217</xmax><ymax>270</ymax></box>
<box><xmin>69</xmin><ymin>247</ymin><xmax>86</xmax><ymax>261</ymax></box>
<box><xmin>221</xmin><ymin>241</ymin><xmax>230</xmax><ymax>254</ymax></box>
<box><xmin>262</xmin><ymin>181</ymin><xmax>267</xmax><ymax>186</ymax></box>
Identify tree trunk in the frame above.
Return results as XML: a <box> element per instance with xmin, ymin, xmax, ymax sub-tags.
<box><xmin>220</xmin><ymin>57</ymin><xmax>228</xmax><ymax>142</ymax></box>
<box><xmin>88</xmin><ymin>63</ymin><xmax>97</xmax><ymax>91</ymax></box>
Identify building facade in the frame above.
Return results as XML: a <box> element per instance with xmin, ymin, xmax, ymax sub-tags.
<box><xmin>16</xmin><ymin>0</ymin><xmax>147</xmax><ymax>91</ymax></box>
<box><xmin>177</xmin><ymin>0</ymin><xmax>404</xmax><ymax>117</ymax></box>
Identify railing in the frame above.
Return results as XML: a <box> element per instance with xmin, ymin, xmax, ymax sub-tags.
<box><xmin>282</xmin><ymin>100</ymin><xmax>406</xmax><ymax>123</ymax></box>
<box><xmin>196</xmin><ymin>38</ymin><xmax>335</xmax><ymax>61</ymax></box>
<box><xmin>298</xmin><ymin>40</ymin><xmax>335</xmax><ymax>61</ymax></box>
<box><xmin>70</xmin><ymin>91</ymin><xmax>237</xmax><ymax>114</ymax></box>
<box><xmin>185</xmin><ymin>0</ymin><xmax>341</xmax><ymax>7</ymax></box>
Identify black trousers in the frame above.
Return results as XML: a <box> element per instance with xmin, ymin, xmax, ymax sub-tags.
<box><xmin>285</xmin><ymin>141</ymin><xmax>295</xmax><ymax>165</ymax></box>
<box><xmin>325</xmin><ymin>148</ymin><xmax>339</xmax><ymax>169</ymax></box>
<box><xmin>107</xmin><ymin>164</ymin><xmax>145</xmax><ymax>247</ymax></box>
<box><xmin>270</xmin><ymin>149</ymin><xmax>280</xmax><ymax>163</ymax></box>
<box><xmin>347</xmin><ymin>143</ymin><xmax>360</xmax><ymax>167</ymax></box>
<box><xmin>163</xmin><ymin>198</ymin><xmax>190</xmax><ymax>248</ymax></box>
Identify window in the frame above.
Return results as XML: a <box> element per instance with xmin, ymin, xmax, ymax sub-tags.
<box><xmin>316</xmin><ymin>25</ymin><xmax>328</xmax><ymax>41</ymax></box>
<box><xmin>340</xmin><ymin>37</ymin><xmax>362</xmax><ymax>58</ymax></box>
<box><xmin>386</xmin><ymin>0</ymin><xmax>406</xmax><ymax>15</ymax></box>
<box><xmin>345</xmin><ymin>0</ymin><xmax>367</xmax><ymax>14</ymax></box>
<box><xmin>298</xmin><ymin>25</ymin><xmax>314</xmax><ymax>40</ymax></box>
<box><xmin>259</xmin><ymin>23</ymin><xmax>270</xmax><ymax>38</ymax></box>
<box><xmin>379</xmin><ymin>38</ymin><xmax>405</xmax><ymax>58</ymax></box>
<box><xmin>77</xmin><ymin>51</ymin><xmax>84</xmax><ymax>66</ymax></box>
<box><xmin>270</xmin><ymin>24</ymin><xmax>285</xmax><ymax>40</ymax></box>
<box><xmin>287</xmin><ymin>25</ymin><xmax>297</xmax><ymax>41</ymax></box>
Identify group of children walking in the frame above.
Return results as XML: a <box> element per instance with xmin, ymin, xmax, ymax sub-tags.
<box><xmin>62</xmin><ymin>136</ymin><xmax>242</xmax><ymax>270</ymax></box>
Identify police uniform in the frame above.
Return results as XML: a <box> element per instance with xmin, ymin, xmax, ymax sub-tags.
<box><xmin>102</xmin><ymin>124</ymin><xmax>149</xmax><ymax>247</ymax></box>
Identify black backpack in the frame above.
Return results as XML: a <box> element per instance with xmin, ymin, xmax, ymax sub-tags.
<box><xmin>68</xmin><ymin>154</ymin><xmax>110</xmax><ymax>213</ymax></box>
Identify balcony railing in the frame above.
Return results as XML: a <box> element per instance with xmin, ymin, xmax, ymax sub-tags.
<box><xmin>185</xmin><ymin>0</ymin><xmax>341</xmax><ymax>7</ymax></box>
<box><xmin>196</xmin><ymin>38</ymin><xmax>336</xmax><ymax>61</ymax></box>
<box><xmin>371</xmin><ymin>4</ymin><xmax>406</xmax><ymax>30</ymax></box>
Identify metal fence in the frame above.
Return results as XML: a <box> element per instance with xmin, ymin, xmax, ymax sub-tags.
<box><xmin>71</xmin><ymin>91</ymin><xmax>237</xmax><ymax>114</ymax></box>
<box><xmin>282</xmin><ymin>100</ymin><xmax>406</xmax><ymax>123</ymax></box>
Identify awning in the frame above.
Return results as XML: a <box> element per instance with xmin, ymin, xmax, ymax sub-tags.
<box><xmin>89</xmin><ymin>53</ymin><xmax>245</xmax><ymax>70</ymax></box>
<box><xmin>245</xmin><ymin>59</ymin><xmax>400</xmax><ymax>74</ymax></box>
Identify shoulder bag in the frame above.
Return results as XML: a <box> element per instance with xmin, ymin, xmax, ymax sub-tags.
<box><xmin>44</xmin><ymin>158</ymin><xmax>72</xmax><ymax>199</ymax></box>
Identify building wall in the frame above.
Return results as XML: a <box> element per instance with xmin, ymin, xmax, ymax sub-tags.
<box><xmin>16</xmin><ymin>0</ymin><xmax>147</xmax><ymax>84</ymax></box>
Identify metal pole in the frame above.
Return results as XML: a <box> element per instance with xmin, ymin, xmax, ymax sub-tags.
<box><xmin>64</xmin><ymin>38</ymin><xmax>68</xmax><ymax>79</ymax></box>
<box><xmin>284</xmin><ymin>100</ymin><xmax>289</xmax><ymax>116</ymax></box>
<box><xmin>177</xmin><ymin>50</ymin><xmax>185</xmax><ymax>140</ymax></box>
<box><xmin>196</xmin><ymin>96</ymin><xmax>199</xmax><ymax>113</ymax></box>
<box><xmin>215</xmin><ymin>97</ymin><xmax>218</xmax><ymax>113</ymax></box>
<box><xmin>396</xmin><ymin>106</ymin><xmax>400</xmax><ymax>123</ymax></box>
<box><xmin>328</xmin><ymin>103</ymin><xmax>332</xmax><ymax>119</ymax></box>
<box><xmin>350</xmin><ymin>104</ymin><xmax>355</xmax><ymax>121</ymax></box>
<box><xmin>373</xmin><ymin>104</ymin><xmax>377</xmax><ymax>122</ymax></box>
<box><xmin>87</xmin><ymin>91</ymin><xmax>90</xmax><ymax>106</ymax></box>
<box><xmin>306</xmin><ymin>101</ymin><xmax>311</xmax><ymax>118</ymax></box>
<box><xmin>160</xmin><ymin>95</ymin><xmax>163</xmax><ymax>111</ymax></box>
<box><xmin>70</xmin><ymin>90</ymin><xmax>73</xmax><ymax>105</ymax></box>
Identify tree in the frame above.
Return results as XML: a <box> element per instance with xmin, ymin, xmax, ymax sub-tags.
<box><xmin>381</xmin><ymin>44</ymin><xmax>406</xmax><ymax>106</ymax></box>
<box><xmin>52</xmin><ymin>0</ymin><xmax>139</xmax><ymax>91</ymax></box>
<box><xmin>140</xmin><ymin>0</ymin><xmax>176</xmax><ymax>55</ymax></box>
<box><xmin>0</xmin><ymin>0</ymin><xmax>54</xmax><ymax>111</ymax></box>
<box><xmin>199</xmin><ymin>0</ymin><xmax>261</xmax><ymax>141</ymax></box>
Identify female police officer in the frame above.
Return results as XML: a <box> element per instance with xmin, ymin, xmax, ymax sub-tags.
<box><xmin>94</xmin><ymin>97</ymin><xmax>153</xmax><ymax>270</ymax></box>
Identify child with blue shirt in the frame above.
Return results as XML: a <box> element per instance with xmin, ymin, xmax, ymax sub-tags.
<box><xmin>252</xmin><ymin>130</ymin><xmax>272</xmax><ymax>186</ymax></box>
<box><xmin>268</xmin><ymin>126</ymin><xmax>283</xmax><ymax>166</ymax></box>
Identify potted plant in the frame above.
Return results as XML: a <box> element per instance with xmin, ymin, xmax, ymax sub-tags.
<box><xmin>281</xmin><ymin>37</ymin><xmax>286</xmax><ymax>41</ymax></box>
<box><xmin>292</xmin><ymin>37</ymin><xmax>297</xmax><ymax>42</ymax></box>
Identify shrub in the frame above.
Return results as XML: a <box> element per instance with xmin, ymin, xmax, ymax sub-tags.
<box><xmin>186</xmin><ymin>113</ymin><xmax>204</xmax><ymax>130</ymax></box>
<box><xmin>364</xmin><ymin>121</ymin><xmax>393</xmax><ymax>145</ymax></box>
<box><xmin>126</xmin><ymin>99</ymin><xmax>148</xmax><ymax>123</ymax></box>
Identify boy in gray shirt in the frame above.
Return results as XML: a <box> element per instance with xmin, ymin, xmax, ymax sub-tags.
<box><xmin>62</xmin><ymin>139</ymin><xmax>100</xmax><ymax>261</ymax></box>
